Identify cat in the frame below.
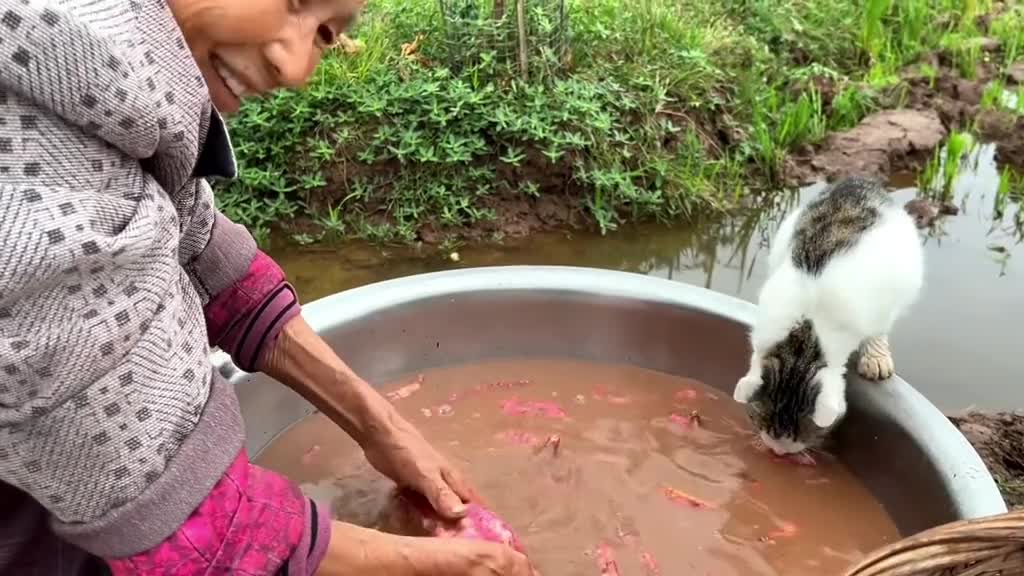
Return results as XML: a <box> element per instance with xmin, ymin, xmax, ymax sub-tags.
<box><xmin>733</xmin><ymin>176</ymin><xmax>925</xmax><ymax>455</ymax></box>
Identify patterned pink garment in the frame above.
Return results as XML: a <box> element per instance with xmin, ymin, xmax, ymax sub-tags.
<box><xmin>105</xmin><ymin>450</ymin><xmax>330</xmax><ymax>576</ymax></box>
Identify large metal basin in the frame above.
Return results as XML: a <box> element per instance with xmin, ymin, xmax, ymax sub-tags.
<box><xmin>215</xmin><ymin>266</ymin><xmax>1007</xmax><ymax>536</ymax></box>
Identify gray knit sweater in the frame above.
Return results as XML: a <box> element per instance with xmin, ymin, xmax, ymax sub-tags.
<box><xmin>1</xmin><ymin>0</ymin><xmax>258</xmax><ymax>559</ymax></box>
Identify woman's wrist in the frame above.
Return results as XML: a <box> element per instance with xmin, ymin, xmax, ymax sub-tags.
<box><xmin>315</xmin><ymin>521</ymin><xmax>414</xmax><ymax>576</ymax></box>
<box><xmin>260</xmin><ymin>315</ymin><xmax>397</xmax><ymax>446</ymax></box>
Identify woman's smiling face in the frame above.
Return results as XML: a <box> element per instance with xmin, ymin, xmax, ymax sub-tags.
<box><xmin>168</xmin><ymin>0</ymin><xmax>363</xmax><ymax>114</ymax></box>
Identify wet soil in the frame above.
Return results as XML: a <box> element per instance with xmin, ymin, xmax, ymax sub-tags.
<box><xmin>949</xmin><ymin>412</ymin><xmax>1024</xmax><ymax>510</ymax></box>
<box><xmin>904</xmin><ymin>196</ymin><xmax>960</xmax><ymax>229</ymax></box>
<box><xmin>786</xmin><ymin>109</ymin><xmax>947</xmax><ymax>186</ymax></box>
<box><xmin>976</xmin><ymin>109</ymin><xmax>1024</xmax><ymax>169</ymax></box>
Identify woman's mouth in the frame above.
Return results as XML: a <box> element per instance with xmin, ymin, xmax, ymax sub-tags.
<box><xmin>211</xmin><ymin>56</ymin><xmax>249</xmax><ymax>103</ymax></box>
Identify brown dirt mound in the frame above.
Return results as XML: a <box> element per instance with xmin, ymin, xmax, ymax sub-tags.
<box><xmin>950</xmin><ymin>411</ymin><xmax>1024</xmax><ymax>510</ymax></box>
<box><xmin>903</xmin><ymin>61</ymin><xmax>1024</xmax><ymax>171</ymax></box>
<box><xmin>976</xmin><ymin>109</ymin><xmax>1024</xmax><ymax>170</ymax></box>
<box><xmin>904</xmin><ymin>197</ymin><xmax>960</xmax><ymax>228</ymax></box>
<box><xmin>787</xmin><ymin>110</ymin><xmax>948</xmax><ymax>186</ymax></box>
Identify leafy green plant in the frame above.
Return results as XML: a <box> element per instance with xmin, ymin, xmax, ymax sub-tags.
<box><xmin>217</xmin><ymin>0</ymin><xmax>1012</xmax><ymax>245</ymax></box>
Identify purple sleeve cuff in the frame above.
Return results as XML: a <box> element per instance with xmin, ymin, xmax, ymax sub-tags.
<box><xmin>204</xmin><ymin>251</ymin><xmax>302</xmax><ymax>372</ymax></box>
<box><xmin>218</xmin><ymin>283</ymin><xmax>301</xmax><ymax>372</ymax></box>
<box><xmin>288</xmin><ymin>497</ymin><xmax>333</xmax><ymax>576</ymax></box>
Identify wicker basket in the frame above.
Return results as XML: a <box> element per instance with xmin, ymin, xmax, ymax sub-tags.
<box><xmin>844</xmin><ymin>509</ymin><xmax>1024</xmax><ymax>576</ymax></box>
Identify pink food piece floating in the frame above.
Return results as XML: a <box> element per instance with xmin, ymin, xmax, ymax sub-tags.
<box><xmin>386</xmin><ymin>375</ymin><xmax>424</xmax><ymax>402</ymax></box>
<box><xmin>674</xmin><ymin>389</ymin><xmax>699</xmax><ymax>402</ymax></box>
<box><xmin>669</xmin><ymin>411</ymin><xmax>702</xmax><ymax>431</ymax></box>
<box><xmin>596</xmin><ymin>543</ymin><xmax>621</xmax><ymax>576</ymax></box>
<box><xmin>767</xmin><ymin>521</ymin><xmax>799</xmax><ymax>540</ymax></box>
<box><xmin>300</xmin><ymin>444</ymin><xmax>321</xmax><ymax>465</ymax></box>
<box><xmin>591</xmin><ymin>386</ymin><xmax>630</xmax><ymax>404</ymax></box>
<box><xmin>662</xmin><ymin>486</ymin><xmax>715</xmax><ymax>510</ymax></box>
<box><xmin>386</xmin><ymin>489</ymin><xmax>527</xmax><ymax>554</ymax></box>
<box><xmin>501</xmin><ymin>398</ymin><xmax>567</xmax><ymax>419</ymax></box>
<box><xmin>640</xmin><ymin>551</ymin><xmax>661</xmax><ymax>575</ymax></box>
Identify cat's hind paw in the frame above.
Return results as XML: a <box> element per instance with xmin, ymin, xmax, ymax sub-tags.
<box><xmin>856</xmin><ymin>336</ymin><xmax>894</xmax><ymax>381</ymax></box>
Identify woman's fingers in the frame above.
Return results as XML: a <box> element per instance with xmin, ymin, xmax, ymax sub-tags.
<box><xmin>441</xmin><ymin>465</ymin><xmax>478</xmax><ymax>503</ymax></box>
<box><xmin>424</xmin><ymin>469</ymin><xmax>468</xmax><ymax>519</ymax></box>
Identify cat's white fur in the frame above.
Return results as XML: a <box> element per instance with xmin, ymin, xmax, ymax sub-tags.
<box><xmin>734</xmin><ymin>198</ymin><xmax>925</xmax><ymax>443</ymax></box>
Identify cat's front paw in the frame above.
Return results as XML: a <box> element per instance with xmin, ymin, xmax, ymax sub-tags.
<box><xmin>857</xmin><ymin>336</ymin><xmax>894</xmax><ymax>381</ymax></box>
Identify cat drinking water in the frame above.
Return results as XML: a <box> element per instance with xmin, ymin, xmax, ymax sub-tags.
<box><xmin>733</xmin><ymin>177</ymin><xmax>925</xmax><ymax>455</ymax></box>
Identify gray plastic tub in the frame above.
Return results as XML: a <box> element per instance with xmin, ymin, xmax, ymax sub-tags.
<box><xmin>214</xmin><ymin>266</ymin><xmax>1007</xmax><ymax>536</ymax></box>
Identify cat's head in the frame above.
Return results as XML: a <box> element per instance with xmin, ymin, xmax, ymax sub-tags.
<box><xmin>733</xmin><ymin>321</ymin><xmax>846</xmax><ymax>455</ymax></box>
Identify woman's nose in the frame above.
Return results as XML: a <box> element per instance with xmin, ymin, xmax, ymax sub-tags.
<box><xmin>265</xmin><ymin>19</ymin><xmax>322</xmax><ymax>89</ymax></box>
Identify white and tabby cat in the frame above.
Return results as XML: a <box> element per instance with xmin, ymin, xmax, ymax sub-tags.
<box><xmin>733</xmin><ymin>177</ymin><xmax>925</xmax><ymax>455</ymax></box>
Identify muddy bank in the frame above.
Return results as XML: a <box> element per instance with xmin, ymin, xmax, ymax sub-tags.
<box><xmin>786</xmin><ymin>110</ymin><xmax>947</xmax><ymax>186</ymax></box>
<box><xmin>950</xmin><ymin>411</ymin><xmax>1024</xmax><ymax>510</ymax></box>
<box><xmin>419</xmin><ymin>189</ymin><xmax>584</xmax><ymax>245</ymax></box>
<box><xmin>437</xmin><ymin>63</ymin><xmax>1023</xmax><ymax>243</ymax></box>
<box><xmin>976</xmin><ymin>110</ymin><xmax>1024</xmax><ymax>170</ymax></box>
<box><xmin>788</xmin><ymin>60</ymin><xmax>1024</xmax><ymax>188</ymax></box>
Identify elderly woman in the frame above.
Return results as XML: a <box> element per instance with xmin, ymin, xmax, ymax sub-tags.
<box><xmin>0</xmin><ymin>0</ymin><xmax>534</xmax><ymax>574</ymax></box>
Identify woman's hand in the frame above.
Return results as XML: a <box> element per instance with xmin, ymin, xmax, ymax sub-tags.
<box><xmin>361</xmin><ymin>408</ymin><xmax>476</xmax><ymax>520</ymax></box>
<box><xmin>429</xmin><ymin>538</ymin><xmax>537</xmax><ymax>576</ymax></box>
<box><xmin>316</xmin><ymin>521</ymin><xmax>537</xmax><ymax>576</ymax></box>
<box><xmin>261</xmin><ymin>316</ymin><xmax>477</xmax><ymax>519</ymax></box>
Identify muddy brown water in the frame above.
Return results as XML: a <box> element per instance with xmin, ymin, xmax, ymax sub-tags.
<box><xmin>256</xmin><ymin>358</ymin><xmax>899</xmax><ymax>575</ymax></box>
<box><xmin>269</xmin><ymin>144</ymin><xmax>1022</xmax><ymax>411</ymax></box>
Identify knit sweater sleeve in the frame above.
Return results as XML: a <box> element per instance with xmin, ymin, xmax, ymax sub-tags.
<box><xmin>179</xmin><ymin>178</ymin><xmax>301</xmax><ymax>372</ymax></box>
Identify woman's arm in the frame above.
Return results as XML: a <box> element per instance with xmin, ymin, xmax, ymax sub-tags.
<box><xmin>258</xmin><ymin>315</ymin><xmax>393</xmax><ymax>445</ymax></box>
<box><xmin>260</xmin><ymin>316</ymin><xmax>475</xmax><ymax>520</ymax></box>
<box><xmin>316</xmin><ymin>521</ymin><xmax>536</xmax><ymax>576</ymax></box>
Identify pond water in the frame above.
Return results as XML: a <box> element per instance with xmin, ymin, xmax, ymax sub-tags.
<box><xmin>269</xmin><ymin>145</ymin><xmax>1023</xmax><ymax>411</ymax></box>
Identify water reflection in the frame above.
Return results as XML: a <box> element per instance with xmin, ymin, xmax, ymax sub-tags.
<box><xmin>269</xmin><ymin>156</ymin><xmax>1022</xmax><ymax>411</ymax></box>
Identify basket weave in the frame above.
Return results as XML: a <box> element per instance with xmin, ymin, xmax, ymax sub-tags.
<box><xmin>844</xmin><ymin>509</ymin><xmax>1024</xmax><ymax>576</ymax></box>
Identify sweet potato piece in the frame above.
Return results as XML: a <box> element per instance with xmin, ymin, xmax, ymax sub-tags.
<box><xmin>379</xmin><ymin>489</ymin><xmax>526</xmax><ymax>554</ymax></box>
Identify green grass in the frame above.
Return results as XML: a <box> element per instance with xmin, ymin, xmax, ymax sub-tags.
<box><xmin>217</xmin><ymin>0</ymin><xmax>1019</xmax><ymax>246</ymax></box>
<box><xmin>994</xmin><ymin>166</ymin><xmax>1024</xmax><ymax>220</ymax></box>
<box><xmin>918</xmin><ymin>130</ymin><xmax>978</xmax><ymax>201</ymax></box>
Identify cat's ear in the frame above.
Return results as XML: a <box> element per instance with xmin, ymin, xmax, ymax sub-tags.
<box><xmin>733</xmin><ymin>375</ymin><xmax>762</xmax><ymax>404</ymax></box>
<box><xmin>813</xmin><ymin>373</ymin><xmax>847</xmax><ymax>428</ymax></box>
